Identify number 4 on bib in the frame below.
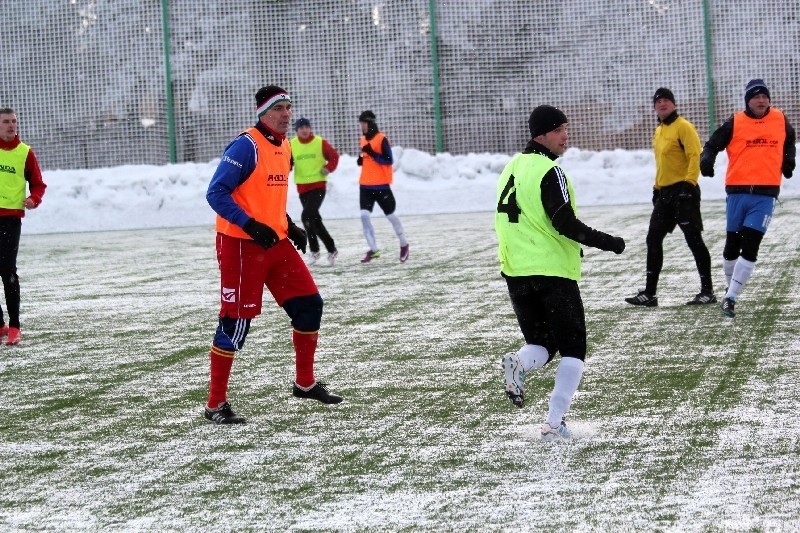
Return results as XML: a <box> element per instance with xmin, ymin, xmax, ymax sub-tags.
<box><xmin>497</xmin><ymin>173</ymin><xmax>522</xmax><ymax>223</ymax></box>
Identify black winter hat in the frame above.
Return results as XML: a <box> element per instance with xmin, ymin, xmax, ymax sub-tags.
<box><xmin>529</xmin><ymin>105</ymin><xmax>568</xmax><ymax>138</ymax></box>
<box><xmin>653</xmin><ymin>87</ymin><xmax>676</xmax><ymax>106</ymax></box>
<box><xmin>359</xmin><ymin>110</ymin><xmax>377</xmax><ymax>122</ymax></box>
<box><xmin>255</xmin><ymin>85</ymin><xmax>290</xmax><ymax>116</ymax></box>
<box><xmin>294</xmin><ymin>117</ymin><xmax>311</xmax><ymax>130</ymax></box>
<box><xmin>744</xmin><ymin>79</ymin><xmax>770</xmax><ymax>107</ymax></box>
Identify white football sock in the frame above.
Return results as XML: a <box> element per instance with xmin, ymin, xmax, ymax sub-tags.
<box><xmin>360</xmin><ymin>210</ymin><xmax>378</xmax><ymax>251</ymax></box>
<box><xmin>518</xmin><ymin>344</ymin><xmax>550</xmax><ymax>371</ymax></box>
<box><xmin>723</xmin><ymin>258</ymin><xmax>737</xmax><ymax>289</ymax></box>
<box><xmin>546</xmin><ymin>356</ymin><xmax>585</xmax><ymax>428</ymax></box>
<box><xmin>727</xmin><ymin>258</ymin><xmax>755</xmax><ymax>300</ymax></box>
<box><xmin>386</xmin><ymin>213</ymin><xmax>408</xmax><ymax>247</ymax></box>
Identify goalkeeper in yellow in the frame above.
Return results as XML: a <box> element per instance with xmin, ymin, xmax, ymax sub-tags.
<box><xmin>495</xmin><ymin>105</ymin><xmax>625</xmax><ymax>441</ymax></box>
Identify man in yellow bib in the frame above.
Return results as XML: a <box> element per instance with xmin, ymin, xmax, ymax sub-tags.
<box><xmin>0</xmin><ymin>108</ymin><xmax>46</xmax><ymax>346</ymax></box>
<box><xmin>290</xmin><ymin>117</ymin><xmax>340</xmax><ymax>266</ymax></box>
<box><xmin>496</xmin><ymin>105</ymin><xmax>625</xmax><ymax>441</ymax></box>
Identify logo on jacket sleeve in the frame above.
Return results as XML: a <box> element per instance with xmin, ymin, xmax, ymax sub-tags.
<box><xmin>221</xmin><ymin>287</ymin><xmax>236</xmax><ymax>303</ymax></box>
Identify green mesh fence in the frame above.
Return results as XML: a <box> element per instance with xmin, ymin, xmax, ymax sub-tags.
<box><xmin>1</xmin><ymin>0</ymin><xmax>798</xmax><ymax>170</ymax></box>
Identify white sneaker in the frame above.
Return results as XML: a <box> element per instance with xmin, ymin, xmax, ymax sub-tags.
<box><xmin>541</xmin><ymin>419</ymin><xmax>572</xmax><ymax>441</ymax></box>
<box><xmin>306</xmin><ymin>252</ymin><xmax>321</xmax><ymax>266</ymax></box>
<box><xmin>502</xmin><ymin>352</ymin><xmax>525</xmax><ymax>408</ymax></box>
<box><xmin>327</xmin><ymin>250</ymin><xmax>338</xmax><ymax>266</ymax></box>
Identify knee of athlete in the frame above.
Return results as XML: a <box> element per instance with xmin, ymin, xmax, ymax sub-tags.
<box><xmin>214</xmin><ymin>316</ymin><xmax>251</xmax><ymax>351</ymax></box>
<box><xmin>284</xmin><ymin>293</ymin><xmax>323</xmax><ymax>332</ymax></box>
<box><xmin>740</xmin><ymin>228</ymin><xmax>763</xmax><ymax>262</ymax></box>
<box><xmin>360</xmin><ymin>210</ymin><xmax>372</xmax><ymax>223</ymax></box>
<box><xmin>0</xmin><ymin>269</ymin><xmax>15</xmax><ymax>283</ymax></box>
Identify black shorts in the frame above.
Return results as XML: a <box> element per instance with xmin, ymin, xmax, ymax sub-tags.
<box><xmin>504</xmin><ymin>274</ymin><xmax>586</xmax><ymax>359</ymax></box>
<box><xmin>360</xmin><ymin>187</ymin><xmax>396</xmax><ymax>215</ymax></box>
<box><xmin>652</xmin><ymin>182</ymin><xmax>704</xmax><ymax>233</ymax></box>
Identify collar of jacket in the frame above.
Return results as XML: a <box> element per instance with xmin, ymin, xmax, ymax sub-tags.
<box><xmin>254</xmin><ymin>121</ymin><xmax>285</xmax><ymax>146</ymax></box>
<box><xmin>659</xmin><ymin>110</ymin><xmax>679</xmax><ymax>125</ymax></box>
<box><xmin>522</xmin><ymin>139</ymin><xmax>558</xmax><ymax>161</ymax></box>
<box><xmin>0</xmin><ymin>135</ymin><xmax>21</xmax><ymax>150</ymax></box>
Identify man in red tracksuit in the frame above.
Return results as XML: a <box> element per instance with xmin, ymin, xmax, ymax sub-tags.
<box><xmin>204</xmin><ymin>85</ymin><xmax>343</xmax><ymax>424</ymax></box>
<box><xmin>0</xmin><ymin>108</ymin><xmax>46</xmax><ymax>346</ymax></box>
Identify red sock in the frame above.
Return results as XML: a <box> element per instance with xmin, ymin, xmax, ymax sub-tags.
<box><xmin>208</xmin><ymin>345</ymin><xmax>235</xmax><ymax>408</ymax></box>
<box><xmin>293</xmin><ymin>330</ymin><xmax>317</xmax><ymax>388</ymax></box>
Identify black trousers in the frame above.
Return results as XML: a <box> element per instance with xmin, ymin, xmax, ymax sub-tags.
<box><xmin>0</xmin><ymin>217</ymin><xmax>21</xmax><ymax>328</ymax></box>
<box><xmin>646</xmin><ymin>183</ymin><xmax>712</xmax><ymax>294</ymax></box>
<box><xmin>299</xmin><ymin>189</ymin><xmax>336</xmax><ymax>254</ymax></box>
<box><xmin>504</xmin><ymin>274</ymin><xmax>587</xmax><ymax>359</ymax></box>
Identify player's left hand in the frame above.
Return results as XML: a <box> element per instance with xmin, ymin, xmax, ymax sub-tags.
<box><xmin>23</xmin><ymin>197</ymin><xmax>36</xmax><ymax>209</ymax></box>
<box><xmin>288</xmin><ymin>222</ymin><xmax>307</xmax><ymax>254</ymax></box>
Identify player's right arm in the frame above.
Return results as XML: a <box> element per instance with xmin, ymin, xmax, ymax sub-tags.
<box><xmin>206</xmin><ymin>135</ymin><xmax>257</xmax><ymax>228</ymax></box>
<box><xmin>541</xmin><ymin>166</ymin><xmax>624</xmax><ymax>253</ymax></box>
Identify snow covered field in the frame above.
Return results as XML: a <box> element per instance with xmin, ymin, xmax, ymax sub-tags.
<box><xmin>3</xmin><ymin>194</ymin><xmax>800</xmax><ymax>529</ymax></box>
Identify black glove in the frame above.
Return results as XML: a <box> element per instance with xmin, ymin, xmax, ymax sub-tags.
<box><xmin>356</xmin><ymin>155</ymin><xmax>363</xmax><ymax>166</ymax></box>
<box><xmin>242</xmin><ymin>218</ymin><xmax>279</xmax><ymax>249</ymax></box>
<box><xmin>699</xmin><ymin>154</ymin><xmax>715</xmax><ymax>177</ymax></box>
<box><xmin>287</xmin><ymin>221</ymin><xmax>307</xmax><ymax>254</ymax></box>
<box><xmin>652</xmin><ymin>188</ymin><xmax>659</xmax><ymax>206</ymax></box>
<box><xmin>609</xmin><ymin>236</ymin><xmax>625</xmax><ymax>254</ymax></box>
<box><xmin>361</xmin><ymin>144</ymin><xmax>376</xmax><ymax>156</ymax></box>
<box><xmin>783</xmin><ymin>163</ymin><xmax>794</xmax><ymax>179</ymax></box>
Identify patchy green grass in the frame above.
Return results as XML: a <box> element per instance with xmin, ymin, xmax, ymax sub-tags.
<box><xmin>2</xmin><ymin>199</ymin><xmax>799</xmax><ymax>530</ymax></box>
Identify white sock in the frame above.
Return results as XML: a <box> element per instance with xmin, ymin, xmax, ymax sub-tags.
<box><xmin>723</xmin><ymin>258</ymin><xmax>737</xmax><ymax>289</ymax></box>
<box><xmin>727</xmin><ymin>258</ymin><xmax>755</xmax><ymax>300</ymax></box>
<box><xmin>386</xmin><ymin>213</ymin><xmax>408</xmax><ymax>247</ymax></box>
<box><xmin>546</xmin><ymin>357</ymin><xmax>585</xmax><ymax>428</ymax></box>
<box><xmin>518</xmin><ymin>344</ymin><xmax>550</xmax><ymax>371</ymax></box>
<box><xmin>360</xmin><ymin>210</ymin><xmax>378</xmax><ymax>251</ymax></box>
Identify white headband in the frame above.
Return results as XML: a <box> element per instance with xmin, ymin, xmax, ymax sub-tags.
<box><xmin>257</xmin><ymin>93</ymin><xmax>290</xmax><ymax>117</ymax></box>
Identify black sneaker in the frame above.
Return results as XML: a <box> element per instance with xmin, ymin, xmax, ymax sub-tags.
<box><xmin>686</xmin><ymin>292</ymin><xmax>717</xmax><ymax>305</ymax></box>
<box><xmin>721</xmin><ymin>297</ymin><xmax>736</xmax><ymax>318</ymax></box>
<box><xmin>625</xmin><ymin>290</ymin><xmax>658</xmax><ymax>307</ymax></box>
<box><xmin>293</xmin><ymin>382</ymin><xmax>343</xmax><ymax>404</ymax></box>
<box><xmin>204</xmin><ymin>402</ymin><xmax>246</xmax><ymax>424</ymax></box>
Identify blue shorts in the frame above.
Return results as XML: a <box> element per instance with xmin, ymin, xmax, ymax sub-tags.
<box><xmin>726</xmin><ymin>193</ymin><xmax>776</xmax><ymax>234</ymax></box>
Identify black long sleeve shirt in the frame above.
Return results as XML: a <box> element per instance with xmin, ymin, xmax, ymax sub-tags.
<box><xmin>523</xmin><ymin>140</ymin><xmax>619</xmax><ymax>252</ymax></box>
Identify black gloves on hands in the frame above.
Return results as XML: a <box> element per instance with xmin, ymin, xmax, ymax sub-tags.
<box><xmin>361</xmin><ymin>144</ymin><xmax>376</xmax><ymax>156</ymax></box>
<box><xmin>287</xmin><ymin>221</ymin><xmax>308</xmax><ymax>254</ymax></box>
<box><xmin>610</xmin><ymin>236</ymin><xmax>625</xmax><ymax>254</ymax></box>
<box><xmin>243</xmin><ymin>218</ymin><xmax>279</xmax><ymax>249</ymax></box>
<box><xmin>699</xmin><ymin>154</ymin><xmax>715</xmax><ymax>177</ymax></box>
<box><xmin>356</xmin><ymin>156</ymin><xmax>363</xmax><ymax>166</ymax></box>
<box><xmin>783</xmin><ymin>163</ymin><xmax>794</xmax><ymax>179</ymax></box>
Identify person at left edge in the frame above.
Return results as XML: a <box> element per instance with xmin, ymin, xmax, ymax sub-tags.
<box><xmin>204</xmin><ymin>85</ymin><xmax>343</xmax><ymax>425</ymax></box>
<box><xmin>0</xmin><ymin>107</ymin><xmax>46</xmax><ymax>346</ymax></box>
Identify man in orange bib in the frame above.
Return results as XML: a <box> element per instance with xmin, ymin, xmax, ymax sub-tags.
<box><xmin>356</xmin><ymin>110</ymin><xmax>410</xmax><ymax>263</ymax></box>
<box><xmin>700</xmin><ymin>79</ymin><xmax>796</xmax><ymax>318</ymax></box>
<box><xmin>204</xmin><ymin>85</ymin><xmax>343</xmax><ymax>424</ymax></box>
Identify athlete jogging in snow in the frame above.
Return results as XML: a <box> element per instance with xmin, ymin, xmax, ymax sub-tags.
<box><xmin>699</xmin><ymin>79</ymin><xmax>796</xmax><ymax>318</ymax></box>
<box><xmin>496</xmin><ymin>105</ymin><xmax>625</xmax><ymax>441</ymax></box>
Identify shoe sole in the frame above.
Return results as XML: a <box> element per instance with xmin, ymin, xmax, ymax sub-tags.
<box><xmin>502</xmin><ymin>355</ymin><xmax>524</xmax><ymax>407</ymax></box>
